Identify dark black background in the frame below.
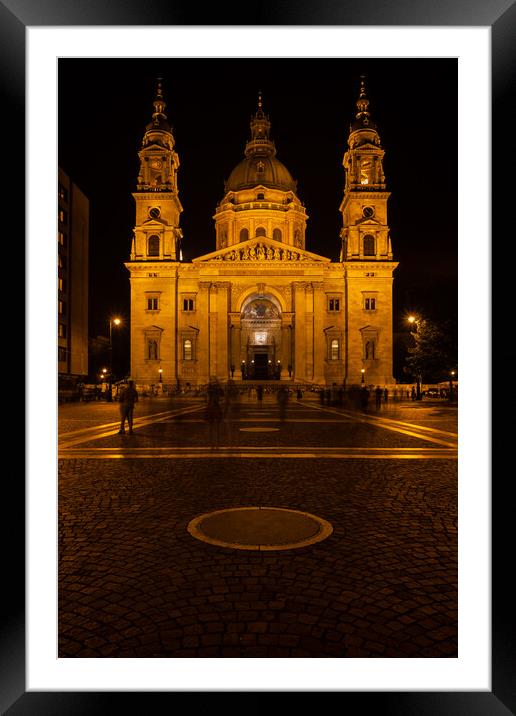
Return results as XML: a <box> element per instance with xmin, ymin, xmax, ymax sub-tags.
<box><xmin>58</xmin><ymin>58</ymin><xmax>457</xmax><ymax>377</ymax></box>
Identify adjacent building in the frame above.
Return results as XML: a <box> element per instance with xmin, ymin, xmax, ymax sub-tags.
<box><xmin>126</xmin><ymin>80</ymin><xmax>398</xmax><ymax>389</ymax></box>
<box><xmin>58</xmin><ymin>168</ymin><xmax>89</xmax><ymax>394</ymax></box>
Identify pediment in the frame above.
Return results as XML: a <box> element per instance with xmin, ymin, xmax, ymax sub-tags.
<box><xmin>354</xmin><ymin>142</ymin><xmax>380</xmax><ymax>151</ymax></box>
<box><xmin>355</xmin><ymin>217</ymin><xmax>381</xmax><ymax>226</ymax></box>
<box><xmin>192</xmin><ymin>237</ymin><xmax>330</xmax><ymax>264</ymax></box>
<box><xmin>141</xmin><ymin>218</ymin><xmax>167</xmax><ymax>227</ymax></box>
<box><xmin>141</xmin><ymin>143</ymin><xmax>166</xmax><ymax>151</ymax></box>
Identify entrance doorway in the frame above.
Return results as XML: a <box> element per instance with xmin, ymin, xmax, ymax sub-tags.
<box><xmin>253</xmin><ymin>353</ymin><xmax>268</xmax><ymax>380</ymax></box>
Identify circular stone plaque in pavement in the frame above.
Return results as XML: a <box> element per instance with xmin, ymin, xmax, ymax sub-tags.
<box><xmin>187</xmin><ymin>507</ymin><xmax>333</xmax><ymax>551</ymax></box>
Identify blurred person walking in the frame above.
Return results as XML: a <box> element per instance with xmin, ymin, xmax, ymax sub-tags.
<box><xmin>118</xmin><ymin>380</ymin><xmax>139</xmax><ymax>435</ymax></box>
<box><xmin>277</xmin><ymin>385</ymin><xmax>289</xmax><ymax>423</ymax></box>
<box><xmin>205</xmin><ymin>378</ymin><xmax>224</xmax><ymax>450</ymax></box>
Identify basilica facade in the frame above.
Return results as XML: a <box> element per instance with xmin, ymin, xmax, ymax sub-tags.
<box><xmin>126</xmin><ymin>81</ymin><xmax>398</xmax><ymax>389</ymax></box>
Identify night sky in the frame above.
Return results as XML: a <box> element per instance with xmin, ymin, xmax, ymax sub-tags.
<box><xmin>58</xmin><ymin>58</ymin><xmax>457</xmax><ymax>373</ymax></box>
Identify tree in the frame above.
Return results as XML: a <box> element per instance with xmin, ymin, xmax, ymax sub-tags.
<box><xmin>405</xmin><ymin>317</ymin><xmax>457</xmax><ymax>384</ymax></box>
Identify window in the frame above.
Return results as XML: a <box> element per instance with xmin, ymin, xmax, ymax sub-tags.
<box><xmin>240</xmin><ymin>228</ymin><xmax>249</xmax><ymax>242</ymax></box>
<box><xmin>330</xmin><ymin>339</ymin><xmax>339</xmax><ymax>361</ymax></box>
<box><xmin>273</xmin><ymin>228</ymin><xmax>282</xmax><ymax>242</ymax></box>
<box><xmin>363</xmin><ymin>234</ymin><xmax>375</xmax><ymax>256</ymax></box>
<box><xmin>183</xmin><ymin>338</ymin><xmax>193</xmax><ymax>361</ymax></box>
<box><xmin>58</xmin><ymin>184</ymin><xmax>68</xmax><ymax>202</ymax></box>
<box><xmin>256</xmin><ymin>193</ymin><xmax>265</xmax><ymax>200</ymax></box>
<box><xmin>58</xmin><ymin>231</ymin><xmax>67</xmax><ymax>246</ymax></box>
<box><xmin>147</xmin><ymin>234</ymin><xmax>160</xmax><ymax>256</ymax></box>
<box><xmin>146</xmin><ymin>297</ymin><xmax>159</xmax><ymax>311</ymax></box>
<box><xmin>58</xmin><ymin>208</ymin><xmax>68</xmax><ymax>224</ymax></box>
<box><xmin>183</xmin><ymin>298</ymin><xmax>194</xmax><ymax>312</ymax></box>
<box><xmin>58</xmin><ymin>277</ymin><xmax>66</xmax><ymax>292</ymax></box>
<box><xmin>58</xmin><ymin>323</ymin><xmax>67</xmax><ymax>338</ymax></box>
<box><xmin>58</xmin><ymin>254</ymin><xmax>67</xmax><ymax>269</ymax></box>
<box><xmin>328</xmin><ymin>298</ymin><xmax>340</xmax><ymax>312</ymax></box>
<box><xmin>364</xmin><ymin>297</ymin><xmax>376</xmax><ymax>311</ymax></box>
<box><xmin>256</xmin><ymin>227</ymin><xmax>266</xmax><ymax>237</ymax></box>
<box><xmin>58</xmin><ymin>300</ymin><xmax>66</xmax><ymax>315</ymax></box>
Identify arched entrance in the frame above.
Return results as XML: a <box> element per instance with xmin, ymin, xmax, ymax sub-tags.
<box><xmin>240</xmin><ymin>296</ymin><xmax>282</xmax><ymax>380</ymax></box>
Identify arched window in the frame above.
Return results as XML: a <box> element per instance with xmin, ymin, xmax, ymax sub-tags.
<box><xmin>363</xmin><ymin>234</ymin><xmax>375</xmax><ymax>256</ymax></box>
<box><xmin>256</xmin><ymin>193</ymin><xmax>265</xmax><ymax>200</ymax></box>
<box><xmin>273</xmin><ymin>228</ymin><xmax>282</xmax><ymax>243</ymax></box>
<box><xmin>256</xmin><ymin>227</ymin><xmax>266</xmax><ymax>238</ymax></box>
<box><xmin>330</xmin><ymin>339</ymin><xmax>339</xmax><ymax>361</ymax></box>
<box><xmin>148</xmin><ymin>234</ymin><xmax>160</xmax><ymax>256</ymax></box>
<box><xmin>183</xmin><ymin>339</ymin><xmax>192</xmax><ymax>361</ymax></box>
<box><xmin>239</xmin><ymin>228</ymin><xmax>249</xmax><ymax>242</ymax></box>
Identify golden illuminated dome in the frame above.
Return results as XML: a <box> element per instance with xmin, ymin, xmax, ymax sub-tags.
<box><xmin>225</xmin><ymin>93</ymin><xmax>297</xmax><ymax>193</ymax></box>
<box><xmin>226</xmin><ymin>155</ymin><xmax>297</xmax><ymax>192</ymax></box>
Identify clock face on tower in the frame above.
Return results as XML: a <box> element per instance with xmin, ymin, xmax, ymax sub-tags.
<box><xmin>150</xmin><ymin>158</ymin><xmax>163</xmax><ymax>170</ymax></box>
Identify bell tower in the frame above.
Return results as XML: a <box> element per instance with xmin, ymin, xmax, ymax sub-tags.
<box><xmin>130</xmin><ymin>80</ymin><xmax>183</xmax><ymax>262</ymax></box>
<box><xmin>339</xmin><ymin>77</ymin><xmax>393</xmax><ymax>262</ymax></box>
<box><xmin>340</xmin><ymin>77</ymin><xmax>397</xmax><ymax>386</ymax></box>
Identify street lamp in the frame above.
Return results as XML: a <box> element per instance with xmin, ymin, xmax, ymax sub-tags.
<box><xmin>449</xmin><ymin>370</ymin><xmax>456</xmax><ymax>402</ymax></box>
<box><xmin>159</xmin><ymin>368</ymin><xmax>163</xmax><ymax>383</ymax></box>
<box><xmin>108</xmin><ymin>317</ymin><xmax>122</xmax><ymax>402</ymax></box>
<box><xmin>361</xmin><ymin>368</ymin><xmax>365</xmax><ymax>384</ymax></box>
<box><xmin>407</xmin><ymin>315</ymin><xmax>422</xmax><ymax>400</ymax></box>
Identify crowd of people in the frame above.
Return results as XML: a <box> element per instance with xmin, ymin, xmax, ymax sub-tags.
<box><xmin>108</xmin><ymin>377</ymin><xmax>445</xmax><ymax>442</ymax></box>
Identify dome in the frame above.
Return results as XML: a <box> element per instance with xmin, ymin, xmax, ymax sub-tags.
<box><xmin>225</xmin><ymin>155</ymin><xmax>297</xmax><ymax>192</ymax></box>
<box><xmin>145</xmin><ymin>116</ymin><xmax>172</xmax><ymax>134</ymax></box>
<box><xmin>224</xmin><ymin>94</ymin><xmax>298</xmax><ymax>194</ymax></box>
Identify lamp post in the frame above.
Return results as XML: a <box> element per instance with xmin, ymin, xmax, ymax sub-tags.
<box><xmin>361</xmin><ymin>368</ymin><xmax>365</xmax><ymax>385</ymax></box>
<box><xmin>159</xmin><ymin>368</ymin><xmax>163</xmax><ymax>383</ymax></box>
<box><xmin>108</xmin><ymin>317</ymin><xmax>121</xmax><ymax>402</ymax></box>
<box><xmin>407</xmin><ymin>315</ymin><xmax>422</xmax><ymax>400</ymax></box>
<box><xmin>449</xmin><ymin>370</ymin><xmax>456</xmax><ymax>402</ymax></box>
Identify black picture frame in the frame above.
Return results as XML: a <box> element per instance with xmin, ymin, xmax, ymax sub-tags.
<box><xmin>5</xmin><ymin>0</ymin><xmax>513</xmax><ymax>712</ymax></box>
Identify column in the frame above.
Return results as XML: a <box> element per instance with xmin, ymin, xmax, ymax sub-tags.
<box><xmin>215</xmin><ymin>282</ymin><xmax>230</xmax><ymax>381</ymax></box>
<box><xmin>280</xmin><ymin>313</ymin><xmax>294</xmax><ymax>379</ymax></box>
<box><xmin>312</xmin><ymin>282</ymin><xmax>325</xmax><ymax>385</ymax></box>
<box><xmin>229</xmin><ymin>313</ymin><xmax>242</xmax><ymax>378</ymax></box>
<box><xmin>293</xmin><ymin>282</ymin><xmax>307</xmax><ymax>382</ymax></box>
<box><xmin>197</xmin><ymin>281</ymin><xmax>211</xmax><ymax>384</ymax></box>
<box><xmin>305</xmin><ymin>283</ymin><xmax>314</xmax><ymax>381</ymax></box>
<box><xmin>209</xmin><ymin>283</ymin><xmax>218</xmax><ymax>379</ymax></box>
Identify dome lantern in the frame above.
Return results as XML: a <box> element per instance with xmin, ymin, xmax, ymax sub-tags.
<box><xmin>225</xmin><ymin>92</ymin><xmax>297</xmax><ymax>193</ymax></box>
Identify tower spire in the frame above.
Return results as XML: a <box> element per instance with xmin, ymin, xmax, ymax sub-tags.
<box><xmin>352</xmin><ymin>75</ymin><xmax>376</xmax><ymax>131</ymax></box>
<box><xmin>246</xmin><ymin>91</ymin><xmax>276</xmax><ymax>158</ymax></box>
<box><xmin>151</xmin><ymin>77</ymin><xmax>167</xmax><ymax>125</ymax></box>
<box><xmin>257</xmin><ymin>90</ymin><xmax>263</xmax><ymax>115</ymax></box>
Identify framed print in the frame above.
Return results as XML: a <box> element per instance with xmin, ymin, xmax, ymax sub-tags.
<box><xmin>3</xmin><ymin>0</ymin><xmax>513</xmax><ymax>712</ymax></box>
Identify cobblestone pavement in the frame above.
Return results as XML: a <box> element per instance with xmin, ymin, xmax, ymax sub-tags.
<box><xmin>58</xmin><ymin>395</ymin><xmax>457</xmax><ymax>658</ymax></box>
